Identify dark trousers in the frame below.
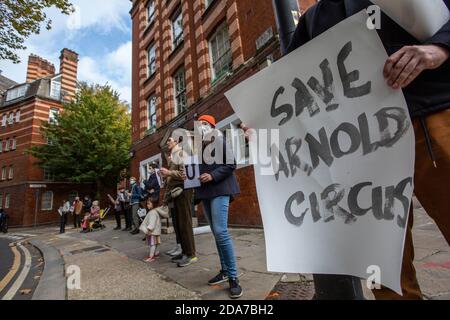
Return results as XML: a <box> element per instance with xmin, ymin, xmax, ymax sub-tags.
<box><xmin>173</xmin><ymin>189</ymin><xmax>196</xmax><ymax>257</ymax></box>
<box><xmin>114</xmin><ymin>209</ymin><xmax>122</xmax><ymax>228</ymax></box>
<box><xmin>60</xmin><ymin>213</ymin><xmax>67</xmax><ymax>233</ymax></box>
<box><xmin>124</xmin><ymin>207</ymin><xmax>132</xmax><ymax>229</ymax></box>
<box><xmin>73</xmin><ymin>214</ymin><xmax>81</xmax><ymax>228</ymax></box>
<box><xmin>171</xmin><ymin>208</ymin><xmax>181</xmax><ymax>245</ymax></box>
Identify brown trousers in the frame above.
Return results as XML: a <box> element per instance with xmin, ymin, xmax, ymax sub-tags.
<box><xmin>173</xmin><ymin>189</ymin><xmax>196</xmax><ymax>257</ymax></box>
<box><xmin>373</xmin><ymin>109</ymin><xmax>450</xmax><ymax>300</ymax></box>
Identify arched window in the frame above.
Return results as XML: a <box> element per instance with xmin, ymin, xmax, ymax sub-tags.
<box><xmin>41</xmin><ymin>191</ymin><xmax>53</xmax><ymax>211</ymax></box>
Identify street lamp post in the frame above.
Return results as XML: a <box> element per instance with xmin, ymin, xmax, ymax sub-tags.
<box><xmin>271</xmin><ymin>0</ymin><xmax>365</xmax><ymax>300</ymax></box>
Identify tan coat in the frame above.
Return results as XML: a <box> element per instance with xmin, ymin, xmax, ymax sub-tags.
<box><xmin>164</xmin><ymin>147</ymin><xmax>185</xmax><ymax>203</ymax></box>
<box><xmin>74</xmin><ymin>200</ymin><xmax>83</xmax><ymax>215</ymax></box>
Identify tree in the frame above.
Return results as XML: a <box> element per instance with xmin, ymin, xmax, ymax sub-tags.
<box><xmin>0</xmin><ymin>0</ymin><xmax>74</xmax><ymax>63</ymax></box>
<box><xmin>28</xmin><ymin>83</ymin><xmax>131</xmax><ymax>197</ymax></box>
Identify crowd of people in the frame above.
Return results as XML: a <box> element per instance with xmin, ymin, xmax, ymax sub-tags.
<box><xmin>58</xmin><ymin>114</ymin><xmax>244</xmax><ymax>299</ymax></box>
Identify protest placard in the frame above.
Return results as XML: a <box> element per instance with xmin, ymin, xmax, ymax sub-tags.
<box><xmin>225</xmin><ymin>11</ymin><xmax>415</xmax><ymax>294</ymax></box>
<box><xmin>184</xmin><ymin>155</ymin><xmax>201</xmax><ymax>189</ymax></box>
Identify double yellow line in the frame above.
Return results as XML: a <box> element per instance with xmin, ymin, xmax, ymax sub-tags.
<box><xmin>0</xmin><ymin>244</ymin><xmax>21</xmax><ymax>294</ymax></box>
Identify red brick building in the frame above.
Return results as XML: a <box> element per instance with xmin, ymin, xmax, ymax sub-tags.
<box><xmin>130</xmin><ymin>0</ymin><xmax>317</xmax><ymax>226</ymax></box>
<box><xmin>0</xmin><ymin>49</ymin><xmax>96</xmax><ymax>227</ymax></box>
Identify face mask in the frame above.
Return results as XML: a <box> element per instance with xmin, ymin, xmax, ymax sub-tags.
<box><xmin>200</xmin><ymin>124</ymin><xmax>213</xmax><ymax>137</ymax></box>
<box><xmin>130</xmin><ymin>180</ymin><xmax>136</xmax><ymax>185</ymax></box>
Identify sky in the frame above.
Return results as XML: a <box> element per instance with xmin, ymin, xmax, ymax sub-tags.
<box><xmin>0</xmin><ymin>0</ymin><xmax>132</xmax><ymax>104</ymax></box>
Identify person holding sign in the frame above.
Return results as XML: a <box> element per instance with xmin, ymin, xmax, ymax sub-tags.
<box><xmin>192</xmin><ymin>115</ymin><xmax>242</xmax><ymax>299</ymax></box>
<box><xmin>287</xmin><ymin>0</ymin><xmax>450</xmax><ymax>300</ymax></box>
<box><xmin>160</xmin><ymin>136</ymin><xmax>197</xmax><ymax>268</ymax></box>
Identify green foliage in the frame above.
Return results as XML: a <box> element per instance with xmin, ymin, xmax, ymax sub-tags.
<box><xmin>0</xmin><ymin>0</ymin><xmax>74</xmax><ymax>63</ymax></box>
<box><xmin>28</xmin><ymin>83</ymin><xmax>131</xmax><ymax>191</ymax></box>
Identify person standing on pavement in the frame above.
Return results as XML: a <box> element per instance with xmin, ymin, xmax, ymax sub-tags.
<box><xmin>160</xmin><ymin>136</ymin><xmax>197</xmax><ymax>267</ymax></box>
<box><xmin>72</xmin><ymin>197</ymin><xmax>83</xmax><ymax>229</ymax></box>
<box><xmin>59</xmin><ymin>199</ymin><xmax>70</xmax><ymax>234</ymax></box>
<box><xmin>118</xmin><ymin>187</ymin><xmax>132</xmax><ymax>231</ymax></box>
<box><xmin>192</xmin><ymin>115</ymin><xmax>242</xmax><ymax>299</ymax></box>
<box><xmin>287</xmin><ymin>0</ymin><xmax>450</xmax><ymax>300</ymax></box>
<box><xmin>144</xmin><ymin>162</ymin><xmax>161</xmax><ymax>208</ymax></box>
<box><xmin>83</xmin><ymin>195</ymin><xmax>92</xmax><ymax>217</ymax></box>
<box><xmin>128</xmin><ymin>177</ymin><xmax>144</xmax><ymax>235</ymax></box>
<box><xmin>0</xmin><ymin>208</ymin><xmax>9</xmax><ymax>233</ymax></box>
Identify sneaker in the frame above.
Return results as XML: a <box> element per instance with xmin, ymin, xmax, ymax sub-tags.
<box><xmin>171</xmin><ymin>254</ymin><xmax>184</xmax><ymax>263</ymax></box>
<box><xmin>130</xmin><ymin>229</ymin><xmax>139</xmax><ymax>235</ymax></box>
<box><xmin>113</xmin><ymin>226</ymin><xmax>121</xmax><ymax>230</ymax></box>
<box><xmin>177</xmin><ymin>256</ymin><xmax>198</xmax><ymax>267</ymax></box>
<box><xmin>229</xmin><ymin>278</ymin><xmax>243</xmax><ymax>299</ymax></box>
<box><xmin>169</xmin><ymin>247</ymin><xmax>182</xmax><ymax>257</ymax></box>
<box><xmin>165</xmin><ymin>244</ymin><xmax>180</xmax><ymax>256</ymax></box>
<box><xmin>208</xmin><ymin>271</ymin><xmax>229</xmax><ymax>286</ymax></box>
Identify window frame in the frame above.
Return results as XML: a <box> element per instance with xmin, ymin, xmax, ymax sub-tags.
<box><xmin>4</xmin><ymin>194</ymin><xmax>10</xmax><ymax>209</ymax></box>
<box><xmin>11</xmin><ymin>137</ymin><xmax>16</xmax><ymax>150</ymax></box>
<box><xmin>147</xmin><ymin>95</ymin><xmax>157</xmax><ymax>133</ymax></box>
<box><xmin>173</xmin><ymin>67</ymin><xmax>187</xmax><ymax>115</ymax></box>
<box><xmin>147</xmin><ymin>43</ymin><xmax>157</xmax><ymax>77</ymax></box>
<box><xmin>15</xmin><ymin>109</ymin><xmax>21</xmax><ymax>123</ymax></box>
<box><xmin>50</xmin><ymin>75</ymin><xmax>62</xmax><ymax>100</ymax></box>
<box><xmin>8</xmin><ymin>165</ymin><xmax>13</xmax><ymax>180</ymax></box>
<box><xmin>49</xmin><ymin>108</ymin><xmax>59</xmax><ymax>124</ymax></box>
<box><xmin>147</xmin><ymin>0</ymin><xmax>156</xmax><ymax>24</ymax></box>
<box><xmin>41</xmin><ymin>191</ymin><xmax>53</xmax><ymax>211</ymax></box>
<box><xmin>209</xmin><ymin>22</ymin><xmax>232</xmax><ymax>82</ymax></box>
<box><xmin>5</xmin><ymin>84</ymin><xmax>29</xmax><ymax>102</ymax></box>
<box><xmin>171</xmin><ymin>10</ymin><xmax>184</xmax><ymax>50</ymax></box>
<box><xmin>1</xmin><ymin>167</ymin><xmax>6</xmax><ymax>180</ymax></box>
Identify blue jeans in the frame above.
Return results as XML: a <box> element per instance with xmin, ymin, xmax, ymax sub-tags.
<box><xmin>202</xmin><ymin>196</ymin><xmax>238</xmax><ymax>279</ymax></box>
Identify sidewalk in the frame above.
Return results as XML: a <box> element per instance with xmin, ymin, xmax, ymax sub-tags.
<box><xmin>8</xmin><ymin>203</ymin><xmax>450</xmax><ymax>300</ymax></box>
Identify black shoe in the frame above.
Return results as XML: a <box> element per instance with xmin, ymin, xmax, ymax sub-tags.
<box><xmin>171</xmin><ymin>254</ymin><xmax>184</xmax><ymax>263</ymax></box>
<box><xmin>114</xmin><ymin>226</ymin><xmax>121</xmax><ymax>230</ymax></box>
<box><xmin>229</xmin><ymin>278</ymin><xmax>243</xmax><ymax>299</ymax></box>
<box><xmin>142</xmin><ymin>236</ymin><xmax>146</xmax><ymax>241</ymax></box>
<box><xmin>130</xmin><ymin>229</ymin><xmax>139</xmax><ymax>235</ymax></box>
<box><xmin>208</xmin><ymin>271</ymin><xmax>229</xmax><ymax>286</ymax></box>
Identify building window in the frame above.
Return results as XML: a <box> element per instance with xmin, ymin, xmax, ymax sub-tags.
<box><xmin>0</xmin><ymin>140</ymin><xmax>2</xmax><ymax>153</ymax></box>
<box><xmin>147</xmin><ymin>43</ymin><xmax>156</xmax><ymax>77</ymax></box>
<box><xmin>147</xmin><ymin>95</ymin><xmax>157</xmax><ymax>132</ymax></box>
<box><xmin>5</xmin><ymin>84</ymin><xmax>28</xmax><ymax>102</ymax></box>
<box><xmin>209</xmin><ymin>23</ymin><xmax>232</xmax><ymax>81</ymax></box>
<box><xmin>8</xmin><ymin>113</ymin><xmax>14</xmax><ymax>125</ymax></box>
<box><xmin>4</xmin><ymin>194</ymin><xmax>10</xmax><ymax>209</ymax></box>
<box><xmin>8</xmin><ymin>166</ymin><xmax>13</xmax><ymax>180</ymax></box>
<box><xmin>50</xmin><ymin>76</ymin><xmax>62</xmax><ymax>100</ymax></box>
<box><xmin>11</xmin><ymin>137</ymin><xmax>16</xmax><ymax>150</ymax></box>
<box><xmin>205</xmin><ymin>0</ymin><xmax>215</xmax><ymax>8</ymax></box>
<box><xmin>0</xmin><ymin>194</ymin><xmax>3</xmax><ymax>209</ymax></box>
<box><xmin>173</xmin><ymin>67</ymin><xmax>187</xmax><ymax>115</ymax></box>
<box><xmin>15</xmin><ymin>109</ymin><xmax>21</xmax><ymax>122</ymax></box>
<box><xmin>1</xmin><ymin>167</ymin><xmax>6</xmax><ymax>180</ymax></box>
<box><xmin>43</xmin><ymin>168</ymin><xmax>54</xmax><ymax>181</ymax></box>
<box><xmin>1</xmin><ymin>114</ymin><xmax>6</xmax><ymax>127</ymax></box>
<box><xmin>49</xmin><ymin>108</ymin><xmax>59</xmax><ymax>124</ymax></box>
<box><xmin>172</xmin><ymin>10</ymin><xmax>184</xmax><ymax>49</ymax></box>
<box><xmin>147</xmin><ymin>0</ymin><xmax>156</xmax><ymax>24</ymax></box>
<box><xmin>41</xmin><ymin>191</ymin><xmax>53</xmax><ymax>211</ymax></box>
<box><xmin>4</xmin><ymin>139</ymin><xmax>9</xmax><ymax>152</ymax></box>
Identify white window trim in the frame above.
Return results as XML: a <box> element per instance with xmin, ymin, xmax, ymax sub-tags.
<box><xmin>173</xmin><ymin>68</ymin><xmax>187</xmax><ymax>115</ymax></box>
<box><xmin>172</xmin><ymin>10</ymin><xmax>184</xmax><ymax>49</ymax></box>
<box><xmin>4</xmin><ymin>194</ymin><xmax>10</xmax><ymax>209</ymax></box>
<box><xmin>139</xmin><ymin>154</ymin><xmax>162</xmax><ymax>182</ymax></box>
<box><xmin>208</xmin><ymin>22</ymin><xmax>232</xmax><ymax>81</ymax></box>
<box><xmin>50</xmin><ymin>75</ymin><xmax>62</xmax><ymax>100</ymax></box>
<box><xmin>15</xmin><ymin>110</ymin><xmax>21</xmax><ymax>123</ymax></box>
<box><xmin>1</xmin><ymin>167</ymin><xmax>6</xmax><ymax>180</ymax></box>
<box><xmin>8</xmin><ymin>166</ymin><xmax>13</xmax><ymax>180</ymax></box>
<box><xmin>147</xmin><ymin>95</ymin><xmax>157</xmax><ymax>132</ymax></box>
<box><xmin>147</xmin><ymin>44</ymin><xmax>156</xmax><ymax>77</ymax></box>
<box><xmin>216</xmin><ymin>114</ymin><xmax>250</xmax><ymax>169</ymax></box>
<box><xmin>41</xmin><ymin>191</ymin><xmax>53</xmax><ymax>211</ymax></box>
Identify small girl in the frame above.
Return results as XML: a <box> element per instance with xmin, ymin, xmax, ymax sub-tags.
<box><xmin>143</xmin><ymin>198</ymin><xmax>162</xmax><ymax>263</ymax></box>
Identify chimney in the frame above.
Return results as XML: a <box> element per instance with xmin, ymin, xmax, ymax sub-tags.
<box><xmin>26</xmin><ymin>54</ymin><xmax>56</xmax><ymax>83</ymax></box>
<box><xmin>59</xmin><ymin>48</ymin><xmax>79</xmax><ymax>101</ymax></box>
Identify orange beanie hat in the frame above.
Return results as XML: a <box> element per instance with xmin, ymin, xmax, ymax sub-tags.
<box><xmin>198</xmin><ymin>115</ymin><xmax>216</xmax><ymax>127</ymax></box>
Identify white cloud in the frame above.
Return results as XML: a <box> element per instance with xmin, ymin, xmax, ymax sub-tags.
<box><xmin>78</xmin><ymin>41</ymin><xmax>132</xmax><ymax>103</ymax></box>
<box><xmin>0</xmin><ymin>1</ymin><xmax>132</xmax><ymax>103</ymax></box>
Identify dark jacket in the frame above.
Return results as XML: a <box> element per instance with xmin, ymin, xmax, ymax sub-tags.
<box><xmin>287</xmin><ymin>0</ymin><xmax>450</xmax><ymax>118</ymax></box>
<box><xmin>194</xmin><ymin>136</ymin><xmax>240</xmax><ymax>201</ymax></box>
<box><xmin>144</xmin><ymin>173</ymin><xmax>161</xmax><ymax>202</ymax></box>
<box><xmin>83</xmin><ymin>199</ymin><xmax>92</xmax><ymax>213</ymax></box>
<box><xmin>130</xmin><ymin>183</ymin><xmax>144</xmax><ymax>205</ymax></box>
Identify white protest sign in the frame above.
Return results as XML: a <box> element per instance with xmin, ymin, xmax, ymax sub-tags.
<box><xmin>184</xmin><ymin>155</ymin><xmax>201</xmax><ymax>189</ymax></box>
<box><xmin>225</xmin><ymin>11</ymin><xmax>415</xmax><ymax>294</ymax></box>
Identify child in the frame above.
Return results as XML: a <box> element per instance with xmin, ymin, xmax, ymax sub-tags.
<box><xmin>142</xmin><ymin>198</ymin><xmax>161</xmax><ymax>263</ymax></box>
